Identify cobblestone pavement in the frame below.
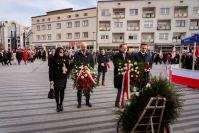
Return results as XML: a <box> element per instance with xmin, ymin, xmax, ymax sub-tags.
<box><xmin>0</xmin><ymin>61</ymin><xmax>198</xmax><ymax>133</ymax></box>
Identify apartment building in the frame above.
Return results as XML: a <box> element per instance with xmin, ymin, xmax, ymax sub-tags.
<box><xmin>0</xmin><ymin>21</ymin><xmax>27</xmax><ymax>50</ymax></box>
<box><xmin>31</xmin><ymin>7</ymin><xmax>97</xmax><ymax>50</ymax></box>
<box><xmin>97</xmin><ymin>0</ymin><xmax>199</xmax><ymax>52</ymax></box>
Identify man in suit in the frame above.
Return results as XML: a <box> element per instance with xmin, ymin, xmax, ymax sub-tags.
<box><xmin>113</xmin><ymin>43</ymin><xmax>132</xmax><ymax>108</ymax></box>
<box><xmin>134</xmin><ymin>43</ymin><xmax>153</xmax><ymax>84</ymax></box>
<box><xmin>97</xmin><ymin>49</ymin><xmax>109</xmax><ymax>86</ymax></box>
<box><xmin>74</xmin><ymin>42</ymin><xmax>94</xmax><ymax>108</ymax></box>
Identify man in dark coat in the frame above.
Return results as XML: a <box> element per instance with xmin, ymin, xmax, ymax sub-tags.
<box><xmin>97</xmin><ymin>49</ymin><xmax>109</xmax><ymax>86</ymax></box>
<box><xmin>74</xmin><ymin>42</ymin><xmax>94</xmax><ymax>108</ymax></box>
<box><xmin>113</xmin><ymin>43</ymin><xmax>132</xmax><ymax>108</ymax></box>
<box><xmin>134</xmin><ymin>43</ymin><xmax>153</xmax><ymax>84</ymax></box>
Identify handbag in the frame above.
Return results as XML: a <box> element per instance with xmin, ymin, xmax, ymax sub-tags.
<box><xmin>48</xmin><ymin>83</ymin><xmax>55</xmax><ymax>99</ymax></box>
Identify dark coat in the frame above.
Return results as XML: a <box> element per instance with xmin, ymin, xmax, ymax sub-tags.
<box><xmin>49</xmin><ymin>56</ymin><xmax>70</xmax><ymax>89</ymax></box>
<box><xmin>134</xmin><ymin>52</ymin><xmax>153</xmax><ymax>68</ymax></box>
<box><xmin>74</xmin><ymin>50</ymin><xmax>94</xmax><ymax>67</ymax></box>
<box><xmin>97</xmin><ymin>54</ymin><xmax>109</xmax><ymax>72</ymax></box>
<box><xmin>134</xmin><ymin>51</ymin><xmax>153</xmax><ymax>83</ymax></box>
<box><xmin>113</xmin><ymin>52</ymin><xmax>132</xmax><ymax>89</ymax></box>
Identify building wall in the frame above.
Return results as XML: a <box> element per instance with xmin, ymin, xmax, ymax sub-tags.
<box><xmin>97</xmin><ymin>0</ymin><xmax>199</xmax><ymax>51</ymax></box>
<box><xmin>32</xmin><ymin>8</ymin><xmax>97</xmax><ymax>50</ymax></box>
<box><xmin>0</xmin><ymin>21</ymin><xmax>27</xmax><ymax>50</ymax></box>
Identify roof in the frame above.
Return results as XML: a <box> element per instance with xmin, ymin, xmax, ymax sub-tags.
<box><xmin>31</xmin><ymin>7</ymin><xmax>96</xmax><ymax>18</ymax></box>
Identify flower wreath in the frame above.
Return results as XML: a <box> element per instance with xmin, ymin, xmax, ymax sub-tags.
<box><xmin>71</xmin><ymin>61</ymin><xmax>97</xmax><ymax>96</ymax></box>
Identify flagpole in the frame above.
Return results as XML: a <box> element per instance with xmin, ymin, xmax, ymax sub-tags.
<box><xmin>192</xmin><ymin>41</ymin><xmax>196</xmax><ymax>70</ymax></box>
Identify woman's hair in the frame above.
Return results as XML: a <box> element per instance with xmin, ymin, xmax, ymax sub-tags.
<box><xmin>54</xmin><ymin>47</ymin><xmax>64</xmax><ymax>58</ymax></box>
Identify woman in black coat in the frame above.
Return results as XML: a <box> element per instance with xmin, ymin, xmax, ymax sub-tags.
<box><xmin>49</xmin><ymin>47</ymin><xmax>70</xmax><ymax>112</ymax></box>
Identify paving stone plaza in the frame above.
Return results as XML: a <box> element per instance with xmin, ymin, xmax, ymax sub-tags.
<box><xmin>0</xmin><ymin>60</ymin><xmax>199</xmax><ymax>133</ymax></box>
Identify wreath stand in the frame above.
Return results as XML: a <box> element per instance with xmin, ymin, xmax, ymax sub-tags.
<box><xmin>130</xmin><ymin>97</ymin><xmax>166</xmax><ymax>133</ymax></box>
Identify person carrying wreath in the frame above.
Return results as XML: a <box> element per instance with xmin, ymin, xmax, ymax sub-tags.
<box><xmin>113</xmin><ymin>43</ymin><xmax>132</xmax><ymax>108</ymax></box>
<box><xmin>133</xmin><ymin>43</ymin><xmax>153</xmax><ymax>85</ymax></box>
<box><xmin>73</xmin><ymin>42</ymin><xmax>94</xmax><ymax>108</ymax></box>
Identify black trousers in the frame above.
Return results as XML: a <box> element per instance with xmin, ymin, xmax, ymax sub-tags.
<box><xmin>97</xmin><ymin>72</ymin><xmax>106</xmax><ymax>84</ymax></box>
<box><xmin>77</xmin><ymin>88</ymin><xmax>90</xmax><ymax>105</ymax></box>
<box><xmin>54</xmin><ymin>88</ymin><xmax>65</xmax><ymax>106</ymax></box>
<box><xmin>115</xmin><ymin>87</ymin><xmax>122</xmax><ymax>106</ymax></box>
<box><xmin>54</xmin><ymin>79</ymin><xmax>67</xmax><ymax>106</ymax></box>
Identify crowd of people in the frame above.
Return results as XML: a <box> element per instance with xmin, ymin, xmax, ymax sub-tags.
<box><xmin>0</xmin><ymin>49</ymin><xmax>47</xmax><ymax>65</ymax></box>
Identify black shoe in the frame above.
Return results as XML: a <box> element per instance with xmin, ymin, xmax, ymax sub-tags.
<box><xmin>56</xmin><ymin>105</ymin><xmax>60</xmax><ymax>112</ymax></box>
<box><xmin>59</xmin><ymin>104</ymin><xmax>63</xmax><ymax>111</ymax></box>
<box><xmin>86</xmin><ymin>103</ymin><xmax>92</xmax><ymax>107</ymax></box>
<box><xmin>77</xmin><ymin>104</ymin><xmax>81</xmax><ymax>108</ymax></box>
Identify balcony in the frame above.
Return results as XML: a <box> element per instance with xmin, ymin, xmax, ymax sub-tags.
<box><xmin>174</xmin><ymin>6</ymin><xmax>188</xmax><ymax>18</ymax></box>
<box><xmin>99</xmin><ymin>21</ymin><xmax>111</xmax><ymax>31</ymax></box>
<box><xmin>157</xmin><ymin>20</ymin><xmax>171</xmax><ymax>30</ymax></box>
<box><xmin>190</xmin><ymin>26</ymin><xmax>199</xmax><ymax>30</ymax></box>
<box><xmin>113</xmin><ymin>8</ymin><xmax>125</xmax><ymax>19</ymax></box>
<box><xmin>112</xmin><ymin>33</ymin><xmax>124</xmax><ymax>43</ymax></box>
<box><xmin>142</xmin><ymin>7</ymin><xmax>155</xmax><ymax>18</ymax></box>
<box><xmin>112</xmin><ymin>39</ymin><xmax>124</xmax><ymax>43</ymax></box>
<box><xmin>190</xmin><ymin>19</ymin><xmax>199</xmax><ymax>30</ymax></box>
<box><xmin>172</xmin><ymin>32</ymin><xmax>186</xmax><ymax>43</ymax></box>
<box><xmin>99</xmin><ymin>27</ymin><xmax>111</xmax><ymax>31</ymax></box>
<box><xmin>141</xmin><ymin>33</ymin><xmax>154</xmax><ymax>43</ymax></box>
<box><xmin>127</xmin><ymin>20</ymin><xmax>140</xmax><ymax>31</ymax></box>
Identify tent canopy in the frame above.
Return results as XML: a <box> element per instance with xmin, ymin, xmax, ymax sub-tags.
<box><xmin>181</xmin><ymin>33</ymin><xmax>199</xmax><ymax>45</ymax></box>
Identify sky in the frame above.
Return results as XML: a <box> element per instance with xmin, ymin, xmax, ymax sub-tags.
<box><xmin>0</xmin><ymin>0</ymin><xmax>98</xmax><ymax>26</ymax></box>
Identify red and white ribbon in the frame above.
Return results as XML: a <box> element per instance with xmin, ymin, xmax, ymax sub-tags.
<box><xmin>120</xmin><ymin>63</ymin><xmax>131</xmax><ymax>107</ymax></box>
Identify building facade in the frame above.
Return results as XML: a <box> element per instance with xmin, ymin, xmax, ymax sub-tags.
<box><xmin>0</xmin><ymin>21</ymin><xmax>27</xmax><ymax>50</ymax></box>
<box><xmin>31</xmin><ymin>8</ymin><xmax>97</xmax><ymax>51</ymax></box>
<box><xmin>97</xmin><ymin>0</ymin><xmax>199</xmax><ymax>52</ymax></box>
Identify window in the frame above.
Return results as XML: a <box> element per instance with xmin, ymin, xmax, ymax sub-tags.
<box><xmin>176</xmin><ymin>20</ymin><xmax>185</xmax><ymax>27</ymax></box>
<box><xmin>47</xmin><ymin>18</ymin><xmax>51</xmax><ymax>21</ymax></box>
<box><xmin>57</xmin><ymin>17</ymin><xmax>60</xmax><ymax>20</ymax></box>
<box><xmin>41</xmin><ymin>35</ymin><xmax>46</xmax><ymax>40</ymax></box>
<box><xmin>56</xmin><ymin>23</ymin><xmax>61</xmax><ymax>29</ymax></box>
<box><xmin>82</xmin><ymin>32</ymin><xmax>88</xmax><ymax>38</ymax></box>
<box><xmin>101</xmin><ymin>9</ymin><xmax>110</xmax><ymax>16</ymax></box>
<box><xmin>144</xmin><ymin>20</ymin><xmax>153</xmax><ymax>28</ymax></box>
<box><xmin>37</xmin><ymin>19</ymin><xmax>40</xmax><ymax>22</ymax></box>
<box><xmin>42</xmin><ymin>19</ymin><xmax>45</xmax><ymax>22</ymax></box>
<box><xmin>84</xmin><ymin>13</ymin><xmax>88</xmax><ymax>16</ymax></box>
<box><xmin>129</xmin><ymin>9</ymin><xmax>138</xmax><ymax>16</ymax></box>
<box><xmin>160</xmin><ymin>8</ymin><xmax>170</xmax><ymax>15</ymax></box>
<box><xmin>36</xmin><ymin>35</ymin><xmax>40</xmax><ymax>41</ymax></box>
<box><xmin>36</xmin><ymin>25</ymin><xmax>40</xmax><ymax>31</ymax></box>
<box><xmin>74</xmin><ymin>32</ymin><xmax>80</xmax><ymax>39</ymax></box>
<box><xmin>47</xmin><ymin>24</ymin><xmax>51</xmax><ymax>30</ymax></box>
<box><xmin>159</xmin><ymin>33</ymin><xmax>169</xmax><ymax>40</ymax></box>
<box><xmin>67</xmin><ymin>15</ymin><xmax>71</xmax><ymax>18</ymax></box>
<box><xmin>47</xmin><ymin>34</ymin><xmax>51</xmax><ymax>40</ymax></box>
<box><xmin>101</xmin><ymin>34</ymin><xmax>109</xmax><ymax>40</ymax></box>
<box><xmin>74</xmin><ymin>21</ymin><xmax>80</xmax><ymax>27</ymax></box>
<box><xmin>75</xmin><ymin>14</ymin><xmax>79</xmax><ymax>17</ymax></box>
<box><xmin>193</xmin><ymin>7</ymin><xmax>199</xmax><ymax>14</ymax></box>
<box><xmin>82</xmin><ymin>20</ymin><xmax>89</xmax><ymax>27</ymax></box>
<box><xmin>66</xmin><ymin>22</ymin><xmax>72</xmax><ymax>28</ymax></box>
<box><xmin>128</xmin><ymin>34</ymin><xmax>137</xmax><ymax>40</ymax></box>
<box><xmin>56</xmin><ymin>33</ymin><xmax>61</xmax><ymax>40</ymax></box>
<box><xmin>41</xmin><ymin>25</ymin><xmax>46</xmax><ymax>30</ymax></box>
<box><xmin>66</xmin><ymin>33</ymin><xmax>72</xmax><ymax>39</ymax></box>
<box><xmin>114</xmin><ymin>22</ymin><xmax>123</xmax><ymax>28</ymax></box>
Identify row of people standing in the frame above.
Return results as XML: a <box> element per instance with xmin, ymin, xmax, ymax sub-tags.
<box><xmin>48</xmin><ymin>42</ymin><xmax>152</xmax><ymax>112</ymax></box>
